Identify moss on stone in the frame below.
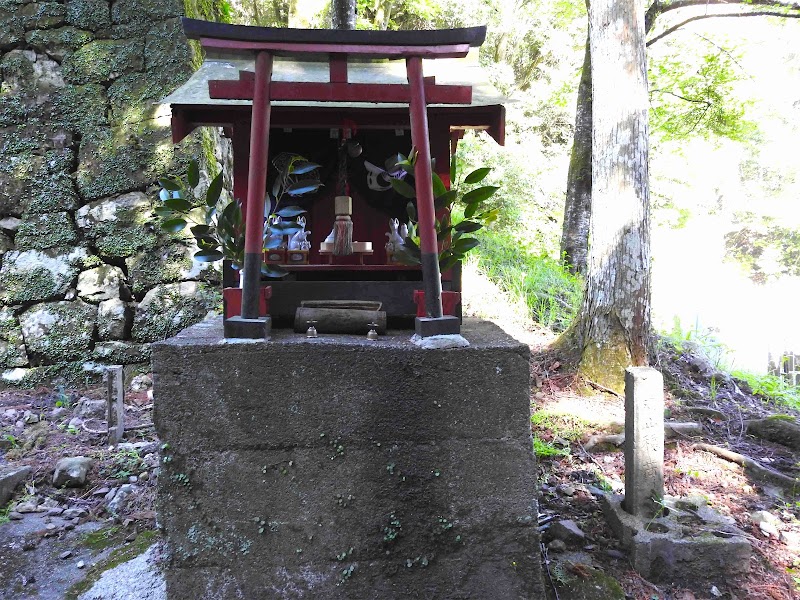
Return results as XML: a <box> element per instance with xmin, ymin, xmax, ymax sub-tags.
<box><xmin>62</xmin><ymin>38</ymin><xmax>144</xmax><ymax>85</ymax></box>
<box><xmin>0</xmin><ymin>50</ymin><xmax>36</xmax><ymax>94</ymax></box>
<box><xmin>52</xmin><ymin>83</ymin><xmax>108</xmax><ymax>133</ymax></box>
<box><xmin>126</xmin><ymin>244</ymin><xmax>195</xmax><ymax>295</ymax></box>
<box><xmin>65</xmin><ymin>0</ymin><xmax>111</xmax><ymax>32</ymax></box>
<box><xmin>106</xmin><ymin>74</ymin><xmax>163</xmax><ymax>126</ymax></box>
<box><xmin>19</xmin><ymin>299</ymin><xmax>97</xmax><ymax>362</ymax></box>
<box><xmin>15</xmin><ymin>212</ymin><xmax>77</xmax><ymax>251</ymax></box>
<box><xmin>112</xmin><ymin>0</ymin><xmax>183</xmax><ymax>25</ymax></box>
<box><xmin>1</xmin><ymin>360</ymin><xmax>103</xmax><ymax>389</ymax></box>
<box><xmin>76</xmin><ymin>122</ymin><xmax>178</xmax><ymax>200</ymax></box>
<box><xmin>0</xmin><ymin>267</ymin><xmax>60</xmax><ymax>304</ymax></box>
<box><xmin>0</xmin><ymin>247</ymin><xmax>87</xmax><ymax>304</ymax></box>
<box><xmin>65</xmin><ymin>531</ymin><xmax>159</xmax><ymax>600</ymax></box>
<box><xmin>93</xmin><ymin>341</ymin><xmax>151</xmax><ymax>363</ymax></box>
<box><xmin>25</xmin><ymin>149</ymin><xmax>80</xmax><ymax>214</ymax></box>
<box><xmin>18</xmin><ymin>2</ymin><xmax>66</xmax><ymax>29</ymax></box>
<box><xmin>144</xmin><ymin>18</ymin><xmax>192</xmax><ymax>88</ymax></box>
<box><xmin>131</xmin><ymin>282</ymin><xmax>220</xmax><ymax>342</ymax></box>
<box><xmin>0</xmin><ymin>95</ymin><xmax>30</xmax><ymax>127</ymax></box>
<box><xmin>184</xmin><ymin>0</ymin><xmax>230</xmax><ymax>22</ymax></box>
<box><xmin>25</xmin><ymin>26</ymin><xmax>94</xmax><ymax>60</ymax></box>
<box><xmin>578</xmin><ymin>332</ymin><xmax>632</xmax><ymax>396</ymax></box>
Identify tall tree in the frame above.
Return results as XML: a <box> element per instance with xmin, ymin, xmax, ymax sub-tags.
<box><xmin>332</xmin><ymin>0</ymin><xmax>357</xmax><ymax>28</ymax></box>
<box><xmin>560</xmin><ymin>0</ymin><xmax>800</xmax><ymax>275</ymax></box>
<box><xmin>573</xmin><ymin>0</ymin><xmax>652</xmax><ymax>393</ymax></box>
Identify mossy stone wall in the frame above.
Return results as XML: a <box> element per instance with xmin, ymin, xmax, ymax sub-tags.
<box><xmin>0</xmin><ymin>0</ymin><xmax>229</xmax><ymax>387</ymax></box>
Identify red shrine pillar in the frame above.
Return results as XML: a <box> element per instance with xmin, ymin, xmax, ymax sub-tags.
<box><xmin>226</xmin><ymin>50</ymin><xmax>273</xmax><ymax>338</ymax></box>
<box><xmin>406</xmin><ymin>56</ymin><xmax>460</xmax><ymax>336</ymax></box>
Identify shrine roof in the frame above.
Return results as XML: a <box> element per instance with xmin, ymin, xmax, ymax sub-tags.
<box><xmin>181</xmin><ymin>17</ymin><xmax>486</xmax><ymax>48</ymax></box>
<box><xmin>161</xmin><ymin>51</ymin><xmax>505</xmax><ymax>110</ymax></box>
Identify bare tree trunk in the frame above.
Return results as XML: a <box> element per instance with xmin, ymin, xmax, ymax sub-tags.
<box><xmin>576</xmin><ymin>0</ymin><xmax>652</xmax><ymax>393</ymax></box>
<box><xmin>332</xmin><ymin>0</ymin><xmax>356</xmax><ymax>29</ymax></box>
<box><xmin>560</xmin><ymin>32</ymin><xmax>592</xmax><ymax>275</ymax></box>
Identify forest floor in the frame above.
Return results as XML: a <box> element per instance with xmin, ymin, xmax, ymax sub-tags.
<box><xmin>0</xmin><ymin>268</ymin><xmax>798</xmax><ymax>599</ymax></box>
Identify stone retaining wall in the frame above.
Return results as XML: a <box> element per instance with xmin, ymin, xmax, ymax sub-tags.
<box><xmin>0</xmin><ymin>0</ymin><xmax>230</xmax><ymax>387</ymax></box>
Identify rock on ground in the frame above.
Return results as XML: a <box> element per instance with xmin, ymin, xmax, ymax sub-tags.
<box><xmin>78</xmin><ymin>544</ymin><xmax>165</xmax><ymax>600</ymax></box>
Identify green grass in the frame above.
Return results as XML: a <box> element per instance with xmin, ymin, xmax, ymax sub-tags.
<box><xmin>471</xmin><ymin>230</ymin><xmax>582</xmax><ymax>332</ymax></box>
<box><xmin>533</xmin><ymin>436</ymin><xmax>569</xmax><ymax>458</ymax></box>
<box><xmin>731</xmin><ymin>370</ymin><xmax>800</xmax><ymax>411</ymax></box>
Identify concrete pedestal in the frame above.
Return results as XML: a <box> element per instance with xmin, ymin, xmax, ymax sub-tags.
<box><xmin>152</xmin><ymin>318</ymin><xmax>543</xmax><ymax>599</ymax></box>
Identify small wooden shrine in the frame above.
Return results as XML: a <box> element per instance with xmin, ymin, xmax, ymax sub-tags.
<box><xmin>163</xmin><ymin>18</ymin><xmax>506</xmax><ymax>338</ymax></box>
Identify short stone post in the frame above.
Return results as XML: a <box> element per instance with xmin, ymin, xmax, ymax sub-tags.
<box><xmin>623</xmin><ymin>367</ymin><xmax>664</xmax><ymax>519</ymax></box>
<box><xmin>106</xmin><ymin>365</ymin><xmax>125</xmax><ymax>444</ymax></box>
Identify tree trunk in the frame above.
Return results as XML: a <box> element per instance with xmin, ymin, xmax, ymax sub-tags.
<box><xmin>560</xmin><ymin>32</ymin><xmax>592</xmax><ymax>275</ymax></box>
<box><xmin>331</xmin><ymin>0</ymin><xmax>356</xmax><ymax>29</ymax></box>
<box><xmin>577</xmin><ymin>0</ymin><xmax>652</xmax><ymax>393</ymax></box>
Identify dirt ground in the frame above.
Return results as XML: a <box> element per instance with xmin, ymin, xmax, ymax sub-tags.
<box><xmin>531</xmin><ymin>342</ymin><xmax>800</xmax><ymax>600</ymax></box>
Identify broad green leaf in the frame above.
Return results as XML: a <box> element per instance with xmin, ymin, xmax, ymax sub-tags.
<box><xmin>464</xmin><ymin>203</ymin><xmax>478</xmax><ymax>219</ymax></box>
<box><xmin>453</xmin><ymin>237</ymin><xmax>480</xmax><ymax>253</ymax></box>
<box><xmin>190</xmin><ymin>224</ymin><xmax>212</xmax><ymax>236</ymax></box>
<box><xmin>403</xmin><ymin>236</ymin><xmax>420</xmax><ymax>252</ymax></box>
<box><xmin>449</xmin><ymin>154</ymin><xmax>457</xmax><ymax>184</ymax></box>
<box><xmin>454</xmin><ymin>220</ymin><xmax>482</xmax><ymax>233</ymax></box>
<box><xmin>187</xmin><ymin>161</ymin><xmax>200</xmax><ymax>188</ymax></box>
<box><xmin>406</xmin><ymin>201</ymin><xmax>417</xmax><ymax>222</ymax></box>
<box><xmin>289</xmin><ymin>161</ymin><xmax>320</xmax><ymax>175</ymax></box>
<box><xmin>260</xmin><ymin>264</ymin><xmax>289</xmax><ymax>278</ymax></box>
<box><xmin>158</xmin><ymin>177</ymin><xmax>181</xmax><ymax>191</ymax></box>
<box><xmin>432</xmin><ymin>172</ymin><xmax>447</xmax><ymax>198</ymax></box>
<box><xmin>161</xmin><ymin>218</ymin><xmax>187</xmax><ymax>233</ymax></box>
<box><xmin>195</xmin><ymin>235</ymin><xmax>218</xmax><ymax>248</ymax></box>
<box><xmin>462</xmin><ymin>185</ymin><xmax>499</xmax><ymax>205</ymax></box>
<box><xmin>435</xmin><ymin>190</ymin><xmax>457</xmax><ymax>211</ymax></box>
<box><xmin>206</xmin><ymin>172</ymin><xmax>223</xmax><ymax>206</ymax></box>
<box><xmin>153</xmin><ymin>207</ymin><xmax>173</xmax><ymax>217</ymax></box>
<box><xmin>391</xmin><ymin>178</ymin><xmax>417</xmax><ymax>199</ymax></box>
<box><xmin>194</xmin><ymin>249</ymin><xmax>224</xmax><ymax>262</ymax></box>
<box><xmin>286</xmin><ymin>180</ymin><xmax>322</xmax><ymax>196</ymax></box>
<box><xmin>165</xmin><ymin>198</ymin><xmax>193</xmax><ymax>212</ymax></box>
<box><xmin>464</xmin><ymin>167</ymin><xmax>491</xmax><ymax>184</ymax></box>
<box><xmin>271</xmin><ymin>177</ymin><xmax>281</xmax><ymax>199</ymax></box>
<box><xmin>275</xmin><ymin>206</ymin><xmax>306</xmax><ymax>218</ymax></box>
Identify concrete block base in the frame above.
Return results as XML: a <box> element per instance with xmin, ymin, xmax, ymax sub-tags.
<box><xmin>153</xmin><ymin>318</ymin><xmax>543</xmax><ymax>599</ymax></box>
<box><xmin>415</xmin><ymin>315</ymin><xmax>461</xmax><ymax>337</ymax></box>
<box><xmin>223</xmin><ymin>315</ymin><xmax>271</xmax><ymax>339</ymax></box>
<box><xmin>600</xmin><ymin>493</ymin><xmax>750</xmax><ymax>585</ymax></box>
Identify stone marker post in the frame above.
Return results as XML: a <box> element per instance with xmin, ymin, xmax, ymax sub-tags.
<box><xmin>623</xmin><ymin>367</ymin><xmax>665</xmax><ymax>519</ymax></box>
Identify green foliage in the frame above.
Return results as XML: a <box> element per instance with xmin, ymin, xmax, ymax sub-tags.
<box><xmin>391</xmin><ymin>152</ymin><xmax>500</xmax><ymax>271</ymax></box>
<box><xmin>533</xmin><ymin>436</ymin><xmax>569</xmax><ymax>459</ymax></box>
<box><xmin>725</xmin><ymin>213</ymin><xmax>800</xmax><ymax>283</ymax></box>
<box><xmin>471</xmin><ymin>230</ymin><xmax>582</xmax><ymax>331</ymax></box>
<box><xmin>155</xmin><ymin>156</ymin><xmax>320</xmax><ymax>276</ymax></box>
<box><xmin>731</xmin><ymin>370</ymin><xmax>800</xmax><ymax>411</ymax></box>
<box><xmin>102</xmin><ymin>449</ymin><xmax>145</xmax><ymax>480</ymax></box>
<box><xmin>649</xmin><ymin>45</ymin><xmax>757</xmax><ymax>142</ymax></box>
<box><xmin>659</xmin><ymin>316</ymin><xmax>731</xmax><ymax>371</ymax></box>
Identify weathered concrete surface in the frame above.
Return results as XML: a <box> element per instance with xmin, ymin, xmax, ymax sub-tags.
<box><xmin>600</xmin><ymin>494</ymin><xmax>750</xmax><ymax>585</ymax></box>
<box><xmin>153</xmin><ymin>318</ymin><xmax>543</xmax><ymax>599</ymax></box>
<box><xmin>623</xmin><ymin>367</ymin><xmax>665</xmax><ymax>519</ymax></box>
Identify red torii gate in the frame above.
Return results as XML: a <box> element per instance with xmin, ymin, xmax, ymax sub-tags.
<box><xmin>180</xmin><ymin>19</ymin><xmax>488</xmax><ymax>338</ymax></box>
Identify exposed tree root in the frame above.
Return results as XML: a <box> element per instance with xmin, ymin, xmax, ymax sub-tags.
<box><xmin>692</xmin><ymin>442</ymin><xmax>800</xmax><ymax>491</ymax></box>
<box><xmin>744</xmin><ymin>417</ymin><xmax>800</xmax><ymax>451</ymax></box>
<box><xmin>584</xmin><ymin>422</ymin><xmax>703</xmax><ymax>451</ymax></box>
